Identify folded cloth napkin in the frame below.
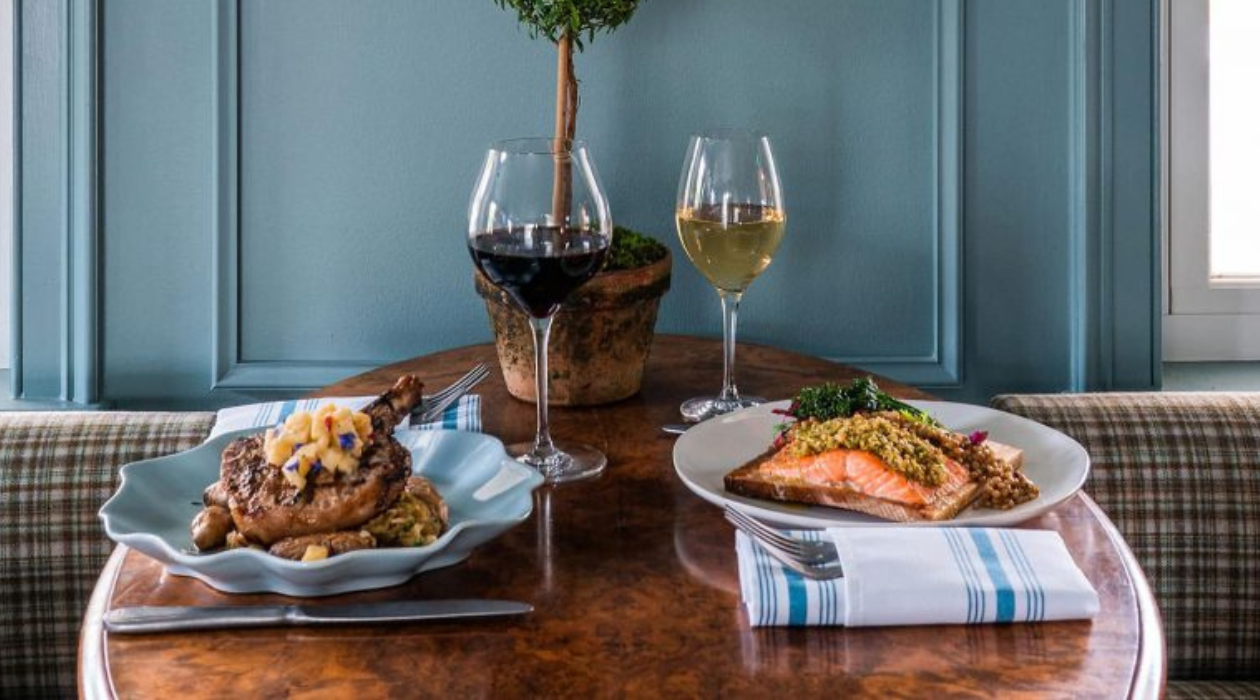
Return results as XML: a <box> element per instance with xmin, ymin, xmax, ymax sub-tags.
<box><xmin>736</xmin><ymin>527</ymin><xmax>1099</xmax><ymax>627</ymax></box>
<box><xmin>207</xmin><ymin>395</ymin><xmax>481</xmax><ymax>440</ymax></box>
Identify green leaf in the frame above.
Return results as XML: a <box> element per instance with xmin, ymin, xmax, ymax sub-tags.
<box><xmin>789</xmin><ymin>378</ymin><xmax>940</xmax><ymax>426</ymax></box>
<box><xmin>492</xmin><ymin>0</ymin><xmax>644</xmax><ymax>49</ymax></box>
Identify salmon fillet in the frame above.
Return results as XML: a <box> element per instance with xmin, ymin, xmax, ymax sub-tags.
<box><xmin>756</xmin><ymin>448</ymin><xmax>972</xmax><ymax>506</ymax></box>
<box><xmin>725</xmin><ymin>446</ymin><xmax>982</xmax><ymax>522</ymax></box>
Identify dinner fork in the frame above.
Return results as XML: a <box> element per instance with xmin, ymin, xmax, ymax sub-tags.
<box><xmin>724</xmin><ymin>506</ymin><xmax>838</xmax><ymax>562</ymax></box>
<box><xmin>724</xmin><ymin>506</ymin><xmax>845</xmax><ymax>580</ymax></box>
<box><xmin>412</xmin><ymin>363</ymin><xmax>489</xmax><ymax>423</ymax></box>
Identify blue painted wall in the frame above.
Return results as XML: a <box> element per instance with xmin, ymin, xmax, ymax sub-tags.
<box><xmin>15</xmin><ymin>0</ymin><xmax>1159</xmax><ymax>406</ymax></box>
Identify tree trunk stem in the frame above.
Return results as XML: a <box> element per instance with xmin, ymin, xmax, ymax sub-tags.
<box><xmin>551</xmin><ymin>32</ymin><xmax>577</xmax><ymax>225</ymax></box>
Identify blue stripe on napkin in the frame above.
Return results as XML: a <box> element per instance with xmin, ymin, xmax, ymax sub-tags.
<box><xmin>1019</xmin><ymin>534</ymin><xmax>1046</xmax><ymax>621</ymax></box>
<box><xmin>943</xmin><ymin>529</ymin><xmax>975</xmax><ymax>623</ymax></box>
<box><xmin>754</xmin><ymin>542</ymin><xmax>778</xmax><ymax>624</ymax></box>
<box><xmin>207</xmin><ymin>394</ymin><xmax>481</xmax><ymax>440</ymax></box>
<box><xmin>969</xmin><ymin>529</ymin><xmax>1016</xmax><ymax>624</ymax></box>
<box><xmin>276</xmin><ymin>399</ymin><xmax>298</xmax><ymax>425</ymax></box>
<box><xmin>786</xmin><ymin>567</ymin><xmax>807</xmax><ymax>626</ymax></box>
<box><xmin>1001</xmin><ymin>529</ymin><xmax>1045</xmax><ymax>622</ymax></box>
<box><xmin>945</xmin><ymin>528</ymin><xmax>987</xmax><ymax>623</ymax></box>
<box><xmin>998</xmin><ymin>529</ymin><xmax>1034</xmax><ymax>622</ymax></box>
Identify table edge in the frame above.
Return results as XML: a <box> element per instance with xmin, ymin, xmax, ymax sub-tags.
<box><xmin>78</xmin><ymin>545</ymin><xmax>125</xmax><ymax>700</ymax></box>
<box><xmin>1080</xmin><ymin>494</ymin><xmax>1167</xmax><ymax>699</ymax></box>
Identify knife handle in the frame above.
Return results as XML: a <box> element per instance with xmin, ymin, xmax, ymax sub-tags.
<box><xmin>104</xmin><ymin>605</ymin><xmax>294</xmax><ymax>634</ymax></box>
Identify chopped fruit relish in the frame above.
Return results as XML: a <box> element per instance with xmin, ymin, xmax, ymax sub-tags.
<box><xmin>263</xmin><ymin>404</ymin><xmax>373</xmax><ymax>490</ymax></box>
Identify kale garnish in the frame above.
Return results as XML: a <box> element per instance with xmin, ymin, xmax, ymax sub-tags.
<box><xmin>787</xmin><ymin>377</ymin><xmax>938</xmax><ymax>426</ymax></box>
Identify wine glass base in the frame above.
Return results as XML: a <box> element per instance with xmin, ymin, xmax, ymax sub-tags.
<box><xmin>507</xmin><ymin>441</ymin><xmax>607</xmax><ymax>484</ymax></box>
<box><xmin>680</xmin><ymin>395</ymin><xmax>765</xmax><ymax>423</ymax></box>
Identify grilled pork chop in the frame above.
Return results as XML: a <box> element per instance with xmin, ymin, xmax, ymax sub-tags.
<box><xmin>217</xmin><ymin>375</ymin><xmax>425</xmax><ymax>546</ymax></box>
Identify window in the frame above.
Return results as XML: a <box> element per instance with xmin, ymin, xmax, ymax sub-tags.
<box><xmin>1165</xmin><ymin>0</ymin><xmax>1260</xmax><ymax>360</ymax></box>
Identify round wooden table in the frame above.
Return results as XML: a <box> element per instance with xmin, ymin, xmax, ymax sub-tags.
<box><xmin>80</xmin><ymin>335</ymin><xmax>1164</xmax><ymax>698</ymax></box>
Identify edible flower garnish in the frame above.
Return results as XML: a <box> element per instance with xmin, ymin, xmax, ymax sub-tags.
<box><xmin>969</xmin><ymin>430</ymin><xmax>989</xmax><ymax>445</ymax></box>
<box><xmin>263</xmin><ymin>404</ymin><xmax>373</xmax><ymax>490</ymax></box>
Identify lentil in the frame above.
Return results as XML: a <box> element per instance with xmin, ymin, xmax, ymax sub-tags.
<box><xmin>879</xmin><ymin>412</ymin><xmax>1040</xmax><ymax>509</ymax></box>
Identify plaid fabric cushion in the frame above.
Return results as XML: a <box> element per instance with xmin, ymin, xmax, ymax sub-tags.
<box><xmin>991</xmin><ymin>393</ymin><xmax>1260</xmax><ymax>682</ymax></box>
<box><xmin>0</xmin><ymin>411</ymin><xmax>214</xmax><ymax>699</ymax></box>
<box><xmin>1168</xmin><ymin>680</ymin><xmax>1260</xmax><ymax>700</ymax></box>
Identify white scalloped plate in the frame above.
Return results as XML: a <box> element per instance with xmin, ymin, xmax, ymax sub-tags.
<box><xmin>100</xmin><ymin>429</ymin><xmax>543</xmax><ymax>596</ymax></box>
<box><xmin>673</xmin><ymin>400</ymin><xmax>1090</xmax><ymax>528</ymax></box>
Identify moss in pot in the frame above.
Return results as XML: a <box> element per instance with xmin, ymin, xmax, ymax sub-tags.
<box><xmin>475</xmin><ymin>226</ymin><xmax>671</xmax><ymax>406</ymax></box>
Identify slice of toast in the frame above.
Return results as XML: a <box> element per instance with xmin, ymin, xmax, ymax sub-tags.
<box><xmin>723</xmin><ymin>440</ymin><xmax>1024</xmax><ymax>523</ymax></box>
<box><xmin>988</xmin><ymin>441</ymin><xmax>1024</xmax><ymax>471</ymax></box>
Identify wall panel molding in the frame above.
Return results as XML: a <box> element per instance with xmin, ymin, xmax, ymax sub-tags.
<box><xmin>1068</xmin><ymin>0</ymin><xmax>1160</xmax><ymax>391</ymax></box>
<box><xmin>213</xmin><ymin>0</ymin><xmax>965</xmax><ymax>392</ymax></box>
<box><xmin>835</xmin><ymin>0</ymin><xmax>962</xmax><ymax>388</ymax></box>
<box><xmin>9</xmin><ymin>0</ymin><xmax>21</xmax><ymax>397</ymax></box>
<box><xmin>11</xmin><ymin>0</ymin><xmax>100</xmax><ymax>404</ymax></box>
<box><xmin>211</xmin><ymin>0</ymin><xmax>376</xmax><ymax>391</ymax></box>
<box><xmin>67</xmin><ymin>0</ymin><xmax>99</xmax><ymax>403</ymax></box>
<box><xmin>1069</xmin><ymin>0</ymin><xmax>1110</xmax><ymax>391</ymax></box>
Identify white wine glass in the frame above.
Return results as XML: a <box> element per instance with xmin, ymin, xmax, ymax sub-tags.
<box><xmin>675</xmin><ymin>129</ymin><xmax>786</xmax><ymax>422</ymax></box>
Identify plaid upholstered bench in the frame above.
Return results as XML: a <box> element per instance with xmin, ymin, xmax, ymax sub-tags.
<box><xmin>992</xmin><ymin>393</ymin><xmax>1260</xmax><ymax>699</ymax></box>
<box><xmin>0</xmin><ymin>411</ymin><xmax>215</xmax><ymax>699</ymax></box>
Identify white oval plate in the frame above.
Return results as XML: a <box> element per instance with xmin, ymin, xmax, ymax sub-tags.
<box><xmin>100</xmin><ymin>429</ymin><xmax>543</xmax><ymax>596</ymax></box>
<box><xmin>673</xmin><ymin>400</ymin><xmax>1089</xmax><ymax>528</ymax></box>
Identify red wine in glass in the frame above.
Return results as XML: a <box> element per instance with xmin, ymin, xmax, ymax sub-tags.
<box><xmin>468</xmin><ymin>227</ymin><xmax>609</xmax><ymax>319</ymax></box>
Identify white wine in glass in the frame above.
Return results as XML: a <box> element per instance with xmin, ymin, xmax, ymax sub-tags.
<box><xmin>675</xmin><ymin>130</ymin><xmax>786</xmax><ymax>422</ymax></box>
<box><xmin>676</xmin><ymin>204</ymin><xmax>786</xmax><ymax>292</ymax></box>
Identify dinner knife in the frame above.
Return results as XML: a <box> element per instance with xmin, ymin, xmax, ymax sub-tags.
<box><xmin>103</xmin><ymin>599</ymin><xmax>532</xmax><ymax>634</ymax></box>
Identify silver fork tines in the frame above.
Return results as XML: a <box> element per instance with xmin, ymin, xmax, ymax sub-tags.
<box><xmin>413</xmin><ymin>363</ymin><xmax>490</xmax><ymax>423</ymax></box>
<box><xmin>724</xmin><ymin>506</ymin><xmax>844</xmax><ymax>580</ymax></box>
<box><xmin>724</xmin><ymin>506</ymin><xmax>836</xmax><ymax>563</ymax></box>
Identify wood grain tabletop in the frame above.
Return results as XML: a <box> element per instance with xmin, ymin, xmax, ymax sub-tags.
<box><xmin>79</xmin><ymin>335</ymin><xmax>1164</xmax><ymax>699</ymax></box>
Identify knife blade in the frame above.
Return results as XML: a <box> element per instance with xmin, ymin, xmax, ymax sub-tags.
<box><xmin>103</xmin><ymin>599</ymin><xmax>532</xmax><ymax>634</ymax></box>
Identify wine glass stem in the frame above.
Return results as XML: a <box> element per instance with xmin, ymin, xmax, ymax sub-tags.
<box><xmin>530</xmin><ymin>315</ymin><xmax>558</xmax><ymax>459</ymax></box>
<box><xmin>718</xmin><ymin>289</ymin><xmax>743</xmax><ymax>402</ymax></box>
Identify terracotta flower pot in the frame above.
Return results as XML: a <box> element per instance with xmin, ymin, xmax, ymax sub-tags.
<box><xmin>474</xmin><ymin>251</ymin><xmax>672</xmax><ymax>406</ymax></box>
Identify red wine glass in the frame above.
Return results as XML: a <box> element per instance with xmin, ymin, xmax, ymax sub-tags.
<box><xmin>468</xmin><ymin>138</ymin><xmax>612</xmax><ymax>483</ymax></box>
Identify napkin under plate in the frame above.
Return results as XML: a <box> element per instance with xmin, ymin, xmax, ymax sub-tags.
<box><xmin>208</xmin><ymin>395</ymin><xmax>481</xmax><ymax>440</ymax></box>
<box><xmin>736</xmin><ymin>527</ymin><xmax>1099</xmax><ymax>627</ymax></box>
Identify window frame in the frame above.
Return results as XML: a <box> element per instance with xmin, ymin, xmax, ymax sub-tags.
<box><xmin>1164</xmin><ymin>0</ymin><xmax>1260</xmax><ymax>360</ymax></box>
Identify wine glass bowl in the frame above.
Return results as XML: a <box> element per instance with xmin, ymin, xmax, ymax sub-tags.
<box><xmin>468</xmin><ymin>138</ymin><xmax>612</xmax><ymax>483</ymax></box>
<box><xmin>675</xmin><ymin>129</ymin><xmax>786</xmax><ymax>422</ymax></box>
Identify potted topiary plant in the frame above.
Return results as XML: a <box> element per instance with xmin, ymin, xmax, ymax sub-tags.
<box><xmin>477</xmin><ymin>0</ymin><xmax>672</xmax><ymax>406</ymax></box>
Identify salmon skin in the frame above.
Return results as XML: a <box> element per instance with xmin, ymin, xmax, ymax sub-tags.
<box><xmin>756</xmin><ymin>447</ymin><xmax>972</xmax><ymax>507</ymax></box>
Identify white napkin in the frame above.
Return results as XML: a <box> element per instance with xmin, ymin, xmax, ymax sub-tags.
<box><xmin>736</xmin><ymin>526</ymin><xmax>1099</xmax><ymax>627</ymax></box>
<box><xmin>206</xmin><ymin>395</ymin><xmax>481</xmax><ymax>440</ymax></box>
